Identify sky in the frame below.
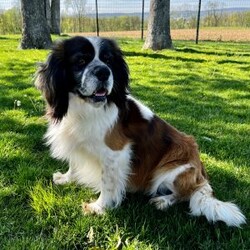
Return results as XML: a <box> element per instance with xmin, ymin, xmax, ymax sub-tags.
<box><xmin>64</xmin><ymin>0</ymin><xmax>250</xmax><ymax>14</ymax></box>
<box><xmin>1</xmin><ymin>0</ymin><xmax>250</xmax><ymax>13</ymax></box>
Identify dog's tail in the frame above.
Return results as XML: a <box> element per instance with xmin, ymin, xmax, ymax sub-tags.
<box><xmin>189</xmin><ymin>183</ymin><xmax>246</xmax><ymax>227</ymax></box>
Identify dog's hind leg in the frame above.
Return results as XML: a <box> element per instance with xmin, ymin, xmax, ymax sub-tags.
<box><xmin>149</xmin><ymin>193</ymin><xmax>177</xmax><ymax>210</ymax></box>
<box><xmin>148</xmin><ymin>164</ymin><xmax>193</xmax><ymax>210</ymax></box>
<box><xmin>150</xmin><ymin>162</ymin><xmax>246</xmax><ymax>227</ymax></box>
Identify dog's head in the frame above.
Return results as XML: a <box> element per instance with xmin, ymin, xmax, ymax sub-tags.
<box><xmin>35</xmin><ymin>36</ymin><xmax>129</xmax><ymax>120</ymax></box>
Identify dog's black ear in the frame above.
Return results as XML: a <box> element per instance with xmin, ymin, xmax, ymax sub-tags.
<box><xmin>107</xmin><ymin>39</ymin><xmax>130</xmax><ymax>108</ymax></box>
<box><xmin>35</xmin><ymin>40</ymin><xmax>69</xmax><ymax>121</ymax></box>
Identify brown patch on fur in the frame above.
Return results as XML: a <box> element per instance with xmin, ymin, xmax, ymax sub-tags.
<box><xmin>120</xmin><ymin>99</ymin><xmax>208</xmax><ymax>194</ymax></box>
<box><xmin>105</xmin><ymin>123</ymin><xmax>130</xmax><ymax>151</ymax></box>
<box><xmin>173</xmin><ymin>166</ymin><xmax>207</xmax><ymax>200</ymax></box>
<box><xmin>200</xmin><ymin>161</ymin><xmax>208</xmax><ymax>180</ymax></box>
<box><xmin>105</xmin><ymin>98</ymin><xmax>208</xmax><ymax>197</ymax></box>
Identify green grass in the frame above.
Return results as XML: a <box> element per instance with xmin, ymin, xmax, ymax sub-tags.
<box><xmin>0</xmin><ymin>35</ymin><xmax>249</xmax><ymax>249</ymax></box>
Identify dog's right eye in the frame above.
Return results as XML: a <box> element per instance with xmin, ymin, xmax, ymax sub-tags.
<box><xmin>71</xmin><ymin>53</ymin><xmax>92</xmax><ymax>68</ymax></box>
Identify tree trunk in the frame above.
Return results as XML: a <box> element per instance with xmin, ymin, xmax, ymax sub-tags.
<box><xmin>143</xmin><ymin>0</ymin><xmax>173</xmax><ymax>50</ymax></box>
<box><xmin>51</xmin><ymin>0</ymin><xmax>60</xmax><ymax>34</ymax></box>
<box><xmin>45</xmin><ymin>0</ymin><xmax>51</xmax><ymax>30</ymax></box>
<box><xmin>20</xmin><ymin>0</ymin><xmax>52</xmax><ymax>49</ymax></box>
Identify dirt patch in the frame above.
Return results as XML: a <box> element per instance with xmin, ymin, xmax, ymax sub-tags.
<box><xmin>69</xmin><ymin>28</ymin><xmax>250</xmax><ymax>42</ymax></box>
<box><xmin>172</xmin><ymin>28</ymin><xmax>250</xmax><ymax>42</ymax></box>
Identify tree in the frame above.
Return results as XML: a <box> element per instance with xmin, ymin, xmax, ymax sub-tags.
<box><xmin>143</xmin><ymin>0</ymin><xmax>173</xmax><ymax>50</ymax></box>
<box><xmin>45</xmin><ymin>0</ymin><xmax>51</xmax><ymax>29</ymax></box>
<box><xmin>0</xmin><ymin>7</ymin><xmax>21</xmax><ymax>34</ymax></box>
<box><xmin>44</xmin><ymin>0</ymin><xmax>61</xmax><ymax>35</ymax></box>
<box><xmin>51</xmin><ymin>0</ymin><xmax>61</xmax><ymax>34</ymax></box>
<box><xmin>20</xmin><ymin>0</ymin><xmax>52</xmax><ymax>49</ymax></box>
<box><xmin>204</xmin><ymin>1</ymin><xmax>223</xmax><ymax>27</ymax></box>
<box><xmin>64</xmin><ymin>0</ymin><xmax>87</xmax><ymax>32</ymax></box>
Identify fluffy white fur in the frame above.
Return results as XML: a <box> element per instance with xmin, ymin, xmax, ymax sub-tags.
<box><xmin>46</xmin><ymin>94</ymin><xmax>132</xmax><ymax>213</ymax></box>
<box><xmin>149</xmin><ymin>164</ymin><xmax>192</xmax><ymax>210</ymax></box>
<box><xmin>190</xmin><ymin>183</ymin><xmax>246</xmax><ymax>227</ymax></box>
<box><xmin>149</xmin><ymin>163</ymin><xmax>192</xmax><ymax>196</ymax></box>
<box><xmin>127</xmin><ymin>95</ymin><xmax>154</xmax><ymax>121</ymax></box>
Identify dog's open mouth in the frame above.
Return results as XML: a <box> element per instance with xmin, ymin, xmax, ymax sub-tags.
<box><xmin>76</xmin><ymin>87</ymin><xmax>108</xmax><ymax>103</ymax></box>
<box><xmin>91</xmin><ymin>88</ymin><xmax>108</xmax><ymax>102</ymax></box>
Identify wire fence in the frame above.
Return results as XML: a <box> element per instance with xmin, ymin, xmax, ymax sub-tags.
<box><xmin>0</xmin><ymin>0</ymin><xmax>250</xmax><ymax>41</ymax></box>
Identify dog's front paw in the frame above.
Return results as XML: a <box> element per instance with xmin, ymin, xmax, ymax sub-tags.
<box><xmin>82</xmin><ymin>202</ymin><xmax>105</xmax><ymax>215</ymax></box>
<box><xmin>53</xmin><ymin>171</ymin><xmax>70</xmax><ymax>185</ymax></box>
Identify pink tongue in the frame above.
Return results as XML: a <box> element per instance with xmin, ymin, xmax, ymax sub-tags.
<box><xmin>95</xmin><ymin>91</ymin><xmax>106</xmax><ymax>97</ymax></box>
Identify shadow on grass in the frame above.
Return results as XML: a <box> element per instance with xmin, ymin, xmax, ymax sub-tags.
<box><xmin>19</xmin><ymin>168</ymin><xmax>248</xmax><ymax>249</ymax></box>
<box><xmin>131</xmin><ymin>72</ymin><xmax>250</xmax><ymax>166</ymax></box>
<box><xmin>106</xmin><ymin>171</ymin><xmax>249</xmax><ymax>249</ymax></box>
<box><xmin>0</xmin><ymin>59</ymin><xmax>43</xmax><ymax>114</ymax></box>
<box><xmin>1</xmin><ymin>59</ymin><xmax>37</xmax><ymax>83</ymax></box>
<box><xmin>208</xmin><ymin>78</ymin><xmax>250</xmax><ymax>91</ymax></box>
<box><xmin>0</xmin><ymin>116</ymin><xmax>46</xmax><ymax>147</ymax></box>
<box><xmin>0</xmin><ymin>36</ymin><xmax>10</xmax><ymax>40</ymax></box>
<box><xmin>125</xmin><ymin>51</ymin><xmax>206</xmax><ymax>63</ymax></box>
<box><xmin>175</xmin><ymin>47</ymin><xmax>250</xmax><ymax>57</ymax></box>
<box><xmin>0</xmin><ymin>116</ymin><xmax>47</xmax><ymax>160</ymax></box>
<box><xmin>217</xmin><ymin>59</ymin><xmax>248</xmax><ymax>65</ymax></box>
<box><xmin>1</xmin><ymin>38</ymin><xmax>249</xmax><ymax>249</ymax></box>
<box><xmin>240</xmin><ymin>65</ymin><xmax>250</xmax><ymax>72</ymax></box>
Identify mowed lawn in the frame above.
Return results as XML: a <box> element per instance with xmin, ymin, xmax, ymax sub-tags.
<box><xmin>0</xmin><ymin>35</ymin><xmax>249</xmax><ymax>249</ymax></box>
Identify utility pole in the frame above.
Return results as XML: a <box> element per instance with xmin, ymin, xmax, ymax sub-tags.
<box><xmin>141</xmin><ymin>0</ymin><xmax>145</xmax><ymax>40</ymax></box>
<box><xmin>95</xmin><ymin>0</ymin><xmax>99</xmax><ymax>36</ymax></box>
<box><xmin>196</xmin><ymin>0</ymin><xmax>202</xmax><ymax>44</ymax></box>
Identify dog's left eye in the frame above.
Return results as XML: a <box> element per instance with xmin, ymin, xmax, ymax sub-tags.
<box><xmin>103</xmin><ymin>55</ymin><xmax>113</xmax><ymax>66</ymax></box>
<box><xmin>78</xmin><ymin>58</ymin><xmax>86</xmax><ymax>66</ymax></box>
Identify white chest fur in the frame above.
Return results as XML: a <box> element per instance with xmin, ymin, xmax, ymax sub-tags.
<box><xmin>45</xmin><ymin>95</ymin><xmax>132</xmax><ymax>194</ymax></box>
<box><xmin>46</xmin><ymin>95</ymin><xmax>118</xmax><ymax>158</ymax></box>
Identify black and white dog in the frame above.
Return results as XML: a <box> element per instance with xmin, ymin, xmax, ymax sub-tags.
<box><xmin>35</xmin><ymin>36</ymin><xmax>245</xmax><ymax>227</ymax></box>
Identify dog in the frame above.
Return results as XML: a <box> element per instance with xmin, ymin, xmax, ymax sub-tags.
<box><xmin>35</xmin><ymin>36</ymin><xmax>246</xmax><ymax>227</ymax></box>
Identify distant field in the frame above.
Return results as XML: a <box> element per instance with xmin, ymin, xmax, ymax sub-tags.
<box><xmin>71</xmin><ymin>27</ymin><xmax>250</xmax><ymax>41</ymax></box>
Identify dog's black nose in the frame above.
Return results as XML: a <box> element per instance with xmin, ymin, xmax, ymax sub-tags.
<box><xmin>93</xmin><ymin>66</ymin><xmax>110</xmax><ymax>82</ymax></box>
